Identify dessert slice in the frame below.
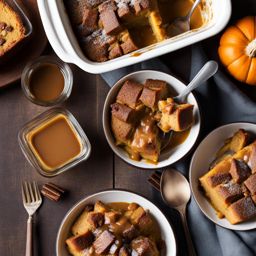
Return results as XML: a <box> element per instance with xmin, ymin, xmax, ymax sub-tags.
<box><xmin>0</xmin><ymin>0</ymin><xmax>26</xmax><ymax>56</ymax></box>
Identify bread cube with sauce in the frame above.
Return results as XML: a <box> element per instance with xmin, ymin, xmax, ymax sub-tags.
<box><xmin>158</xmin><ymin>99</ymin><xmax>194</xmax><ymax>132</ymax></box>
<box><xmin>131</xmin><ymin>236</ymin><xmax>159</xmax><ymax>256</ymax></box>
<box><xmin>66</xmin><ymin>230</ymin><xmax>94</xmax><ymax>256</ymax></box>
<box><xmin>72</xmin><ymin>206</ymin><xmax>94</xmax><ymax>235</ymax></box>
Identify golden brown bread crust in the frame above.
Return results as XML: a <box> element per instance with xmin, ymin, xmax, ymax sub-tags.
<box><xmin>0</xmin><ymin>0</ymin><xmax>26</xmax><ymax>56</ymax></box>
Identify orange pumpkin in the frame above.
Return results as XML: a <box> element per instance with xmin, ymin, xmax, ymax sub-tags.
<box><xmin>219</xmin><ymin>16</ymin><xmax>256</xmax><ymax>86</ymax></box>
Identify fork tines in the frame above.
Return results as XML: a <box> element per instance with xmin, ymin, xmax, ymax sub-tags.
<box><xmin>148</xmin><ymin>171</ymin><xmax>162</xmax><ymax>191</ymax></box>
<box><xmin>22</xmin><ymin>181</ymin><xmax>42</xmax><ymax>204</ymax></box>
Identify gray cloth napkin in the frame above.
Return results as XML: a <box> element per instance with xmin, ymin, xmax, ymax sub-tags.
<box><xmin>100</xmin><ymin>1</ymin><xmax>256</xmax><ymax>254</ymax></box>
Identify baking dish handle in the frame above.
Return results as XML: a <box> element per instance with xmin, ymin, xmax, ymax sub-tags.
<box><xmin>37</xmin><ymin>0</ymin><xmax>71</xmax><ymax>63</ymax></box>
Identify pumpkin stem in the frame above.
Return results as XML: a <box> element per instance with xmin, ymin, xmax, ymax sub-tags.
<box><xmin>246</xmin><ymin>39</ymin><xmax>256</xmax><ymax>58</ymax></box>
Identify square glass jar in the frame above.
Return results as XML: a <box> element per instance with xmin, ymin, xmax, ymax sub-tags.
<box><xmin>18</xmin><ymin>108</ymin><xmax>91</xmax><ymax>177</ymax></box>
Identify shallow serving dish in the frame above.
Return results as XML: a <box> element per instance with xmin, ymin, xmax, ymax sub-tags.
<box><xmin>103</xmin><ymin>70</ymin><xmax>201</xmax><ymax>169</ymax></box>
<box><xmin>37</xmin><ymin>0</ymin><xmax>231</xmax><ymax>74</ymax></box>
<box><xmin>189</xmin><ymin>122</ymin><xmax>256</xmax><ymax>231</ymax></box>
<box><xmin>56</xmin><ymin>190</ymin><xmax>176</xmax><ymax>256</ymax></box>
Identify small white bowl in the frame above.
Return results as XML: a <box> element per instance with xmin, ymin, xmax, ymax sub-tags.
<box><xmin>189</xmin><ymin>122</ymin><xmax>256</xmax><ymax>231</ymax></box>
<box><xmin>103</xmin><ymin>70</ymin><xmax>201</xmax><ymax>169</ymax></box>
<box><xmin>56</xmin><ymin>190</ymin><xmax>177</xmax><ymax>256</ymax></box>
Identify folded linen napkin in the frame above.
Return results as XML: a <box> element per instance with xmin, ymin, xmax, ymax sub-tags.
<box><xmin>100</xmin><ymin>1</ymin><xmax>256</xmax><ymax>254</ymax></box>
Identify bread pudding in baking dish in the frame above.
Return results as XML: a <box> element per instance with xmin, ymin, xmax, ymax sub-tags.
<box><xmin>0</xmin><ymin>0</ymin><xmax>26</xmax><ymax>56</ymax></box>
<box><xmin>64</xmin><ymin>0</ymin><xmax>204</xmax><ymax>62</ymax></box>
<box><xmin>200</xmin><ymin>130</ymin><xmax>256</xmax><ymax>224</ymax></box>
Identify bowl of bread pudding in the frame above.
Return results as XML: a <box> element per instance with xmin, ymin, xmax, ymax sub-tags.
<box><xmin>190</xmin><ymin>123</ymin><xmax>256</xmax><ymax>230</ymax></box>
<box><xmin>56</xmin><ymin>190</ymin><xmax>176</xmax><ymax>256</ymax></box>
<box><xmin>103</xmin><ymin>70</ymin><xmax>201</xmax><ymax>169</ymax></box>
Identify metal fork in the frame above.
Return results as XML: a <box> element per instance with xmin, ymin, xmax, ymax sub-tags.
<box><xmin>22</xmin><ymin>181</ymin><xmax>42</xmax><ymax>256</ymax></box>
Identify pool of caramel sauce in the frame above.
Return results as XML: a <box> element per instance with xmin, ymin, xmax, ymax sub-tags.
<box><xmin>29</xmin><ymin>64</ymin><xmax>64</xmax><ymax>102</ymax></box>
<box><xmin>28</xmin><ymin>114</ymin><xmax>81</xmax><ymax>171</ymax></box>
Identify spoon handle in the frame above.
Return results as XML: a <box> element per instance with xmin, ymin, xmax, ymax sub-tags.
<box><xmin>187</xmin><ymin>0</ymin><xmax>201</xmax><ymax>21</ymax></box>
<box><xmin>178</xmin><ymin>206</ymin><xmax>197</xmax><ymax>256</ymax></box>
<box><xmin>176</xmin><ymin>60</ymin><xmax>218</xmax><ymax>102</ymax></box>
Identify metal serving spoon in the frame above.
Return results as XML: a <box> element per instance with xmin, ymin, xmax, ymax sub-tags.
<box><xmin>160</xmin><ymin>168</ymin><xmax>196</xmax><ymax>256</ymax></box>
<box><xmin>160</xmin><ymin>60</ymin><xmax>218</xmax><ymax>149</ymax></box>
<box><xmin>167</xmin><ymin>0</ymin><xmax>202</xmax><ymax>37</ymax></box>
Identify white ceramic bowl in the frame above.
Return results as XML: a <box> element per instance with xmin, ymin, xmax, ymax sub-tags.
<box><xmin>103</xmin><ymin>70</ymin><xmax>201</xmax><ymax>169</ymax></box>
<box><xmin>189</xmin><ymin>122</ymin><xmax>256</xmax><ymax>230</ymax></box>
<box><xmin>37</xmin><ymin>0</ymin><xmax>231</xmax><ymax>74</ymax></box>
<box><xmin>56</xmin><ymin>190</ymin><xmax>177</xmax><ymax>256</ymax></box>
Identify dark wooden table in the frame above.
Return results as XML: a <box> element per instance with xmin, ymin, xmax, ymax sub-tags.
<box><xmin>0</xmin><ymin>45</ymin><xmax>195</xmax><ymax>256</ymax></box>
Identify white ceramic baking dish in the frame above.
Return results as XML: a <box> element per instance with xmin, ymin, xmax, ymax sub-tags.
<box><xmin>37</xmin><ymin>0</ymin><xmax>231</xmax><ymax>74</ymax></box>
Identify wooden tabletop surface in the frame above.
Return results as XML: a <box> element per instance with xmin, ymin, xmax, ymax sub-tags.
<box><xmin>0</xmin><ymin>44</ymin><xmax>195</xmax><ymax>256</ymax></box>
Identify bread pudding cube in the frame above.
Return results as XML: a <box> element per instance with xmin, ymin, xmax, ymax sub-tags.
<box><xmin>94</xmin><ymin>201</ymin><xmax>109</xmax><ymax>213</ymax></box>
<box><xmin>87</xmin><ymin>212</ymin><xmax>104</xmax><ymax>228</ymax></box>
<box><xmin>98</xmin><ymin>0</ymin><xmax>117</xmax><ymax>12</ymax></box>
<box><xmin>226</xmin><ymin>197</ymin><xmax>256</xmax><ymax>224</ymax></box>
<box><xmin>93</xmin><ymin>230</ymin><xmax>115</xmax><ymax>254</ymax></box>
<box><xmin>132</xmin><ymin>0</ymin><xmax>151</xmax><ymax>15</ymax></box>
<box><xmin>65</xmin><ymin>0</ymin><xmax>89</xmax><ymax>25</ymax></box>
<box><xmin>131</xmin><ymin>236</ymin><xmax>159</xmax><ymax>256</ymax></box>
<box><xmin>72</xmin><ymin>207</ymin><xmax>93</xmax><ymax>235</ymax></box>
<box><xmin>120</xmin><ymin>32</ymin><xmax>138</xmax><ymax>54</ymax></box>
<box><xmin>244</xmin><ymin>173</ymin><xmax>256</xmax><ymax>195</ymax></box>
<box><xmin>229</xmin><ymin>159</ymin><xmax>251</xmax><ymax>183</ymax></box>
<box><xmin>207</xmin><ymin>171</ymin><xmax>232</xmax><ymax>188</ymax></box>
<box><xmin>116</xmin><ymin>1</ymin><xmax>132</xmax><ymax>19</ymax></box>
<box><xmin>117</xmin><ymin>80</ymin><xmax>143</xmax><ymax>109</ymax></box>
<box><xmin>66</xmin><ymin>231</ymin><xmax>94</xmax><ymax>255</ymax></box>
<box><xmin>229</xmin><ymin>129</ymin><xmax>249</xmax><ymax>152</ymax></box>
<box><xmin>77</xmin><ymin>8</ymin><xmax>98</xmax><ymax>37</ymax></box>
<box><xmin>100</xmin><ymin>9</ymin><xmax>122</xmax><ymax>35</ymax></box>
<box><xmin>111</xmin><ymin>116</ymin><xmax>134</xmax><ymax>145</ymax></box>
<box><xmin>108</xmin><ymin>42</ymin><xmax>123</xmax><ymax>59</ymax></box>
<box><xmin>215</xmin><ymin>182</ymin><xmax>243</xmax><ymax>205</ymax></box>
<box><xmin>111</xmin><ymin>103</ymin><xmax>137</xmax><ymax>123</ymax></box>
<box><xmin>158</xmin><ymin>101</ymin><xmax>194</xmax><ymax>132</ymax></box>
<box><xmin>82</xmin><ymin>30</ymin><xmax>110</xmax><ymax>62</ymax></box>
<box><xmin>140</xmin><ymin>79</ymin><xmax>168</xmax><ymax>110</ymax></box>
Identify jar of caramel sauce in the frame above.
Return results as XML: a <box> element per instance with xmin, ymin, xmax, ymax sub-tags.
<box><xmin>21</xmin><ymin>56</ymin><xmax>73</xmax><ymax>106</ymax></box>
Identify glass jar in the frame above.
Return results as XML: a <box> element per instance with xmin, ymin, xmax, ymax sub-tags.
<box><xmin>21</xmin><ymin>56</ymin><xmax>73</xmax><ymax>106</ymax></box>
<box><xmin>18</xmin><ymin>108</ymin><xmax>91</xmax><ymax>177</ymax></box>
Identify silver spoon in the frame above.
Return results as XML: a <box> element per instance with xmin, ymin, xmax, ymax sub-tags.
<box><xmin>160</xmin><ymin>168</ymin><xmax>196</xmax><ymax>256</ymax></box>
<box><xmin>167</xmin><ymin>0</ymin><xmax>202</xmax><ymax>37</ymax></box>
<box><xmin>160</xmin><ymin>60</ymin><xmax>218</xmax><ymax>149</ymax></box>
<box><xmin>174</xmin><ymin>60</ymin><xmax>218</xmax><ymax>103</ymax></box>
